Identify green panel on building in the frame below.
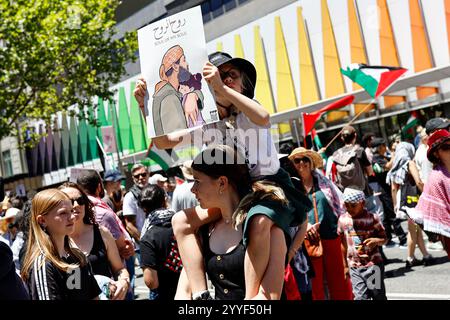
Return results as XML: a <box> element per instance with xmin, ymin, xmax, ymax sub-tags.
<box><xmin>129</xmin><ymin>82</ymin><xmax>148</xmax><ymax>152</ymax></box>
<box><xmin>87</xmin><ymin>105</ymin><xmax>99</xmax><ymax>159</ymax></box>
<box><xmin>118</xmin><ymin>87</ymin><xmax>135</xmax><ymax>153</ymax></box>
<box><xmin>60</xmin><ymin>113</ymin><xmax>70</xmax><ymax>168</ymax></box>
<box><xmin>78</xmin><ymin>113</ymin><xmax>91</xmax><ymax>162</ymax></box>
<box><xmin>69</xmin><ymin>116</ymin><xmax>79</xmax><ymax>164</ymax></box>
<box><xmin>110</xmin><ymin>99</ymin><xmax>123</xmax><ymax>153</ymax></box>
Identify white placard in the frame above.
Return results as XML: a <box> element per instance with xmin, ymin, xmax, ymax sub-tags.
<box><xmin>138</xmin><ymin>6</ymin><xmax>218</xmax><ymax>138</ymax></box>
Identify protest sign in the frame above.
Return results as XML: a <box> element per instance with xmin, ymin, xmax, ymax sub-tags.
<box><xmin>137</xmin><ymin>6</ymin><xmax>218</xmax><ymax>138</ymax></box>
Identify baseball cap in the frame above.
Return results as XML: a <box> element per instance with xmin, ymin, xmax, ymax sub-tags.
<box><xmin>370</xmin><ymin>137</ymin><xmax>386</xmax><ymax>148</ymax></box>
<box><xmin>425</xmin><ymin>117</ymin><xmax>449</xmax><ymax>135</ymax></box>
<box><xmin>103</xmin><ymin>169</ymin><xmax>125</xmax><ymax>182</ymax></box>
<box><xmin>149</xmin><ymin>173</ymin><xmax>168</xmax><ymax>185</ymax></box>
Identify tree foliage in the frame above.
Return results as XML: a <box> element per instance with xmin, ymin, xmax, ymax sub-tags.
<box><xmin>0</xmin><ymin>0</ymin><xmax>137</xmax><ymax>146</ymax></box>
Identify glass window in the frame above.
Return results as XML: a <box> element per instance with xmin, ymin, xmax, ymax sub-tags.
<box><xmin>223</xmin><ymin>0</ymin><xmax>236</xmax><ymax>11</ymax></box>
<box><xmin>210</xmin><ymin>0</ymin><xmax>224</xmax><ymax>18</ymax></box>
<box><xmin>2</xmin><ymin>150</ymin><xmax>13</xmax><ymax>177</ymax></box>
<box><xmin>201</xmin><ymin>1</ymin><xmax>211</xmax><ymax>23</ymax></box>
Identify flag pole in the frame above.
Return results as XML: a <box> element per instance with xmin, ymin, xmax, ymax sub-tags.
<box><xmin>323</xmin><ymin>98</ymin><xmax>376</xmax><ymax>150</ymax></box>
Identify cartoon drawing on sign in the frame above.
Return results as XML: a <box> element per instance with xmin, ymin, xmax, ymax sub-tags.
<box><xmin>179</xmin><ymin>72</ymin><xmax>205</xmax><ymax>128</ymax></box>
<box><xmin>152</xmin><ymin>45</ymin><xmax>204</xmax><ymax>136</ymax></box>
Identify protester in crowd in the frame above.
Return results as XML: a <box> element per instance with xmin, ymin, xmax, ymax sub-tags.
<box><xmin>171</xmin><ymin>160</ymin><xmax>198</xmax><ymax>212</ymax></box>
<box><xmin>139</xmin><ymin>184</ymin><xmax>181</xmax><ymax>300</ymax></box>
<box><xmin>371</xmin><ymin>137</ymin><xmax>407</xmax><ymax>247</ymax></box>
<box><xmin>58</xmin><ymin>182</ymin><xmax>130</xmax><ymax>300</ymax></box>
<box><xmin>123</xmin><ymin>164</ymin><xmax>150</xmax><ymax>243</ymax></box>
<box><xmin>76</xmin><ymin>170</ymin><xmax>134</xmax><ymax>260</ymax></box>
<box><xmin>410</xmin><ymin>129</ymin><xmax>450</xmax><ymax>258</ymax></box>
<box><xmin>338</xmin><ymin>188</ymin><xmax>387</xmax><ymax>300</ymax></box>
<box><xmin>0</xmin><ymin>207</ymin><xmax>20</xmax><ymax>246</ymax></box>
<box><xmin>288</xmin><ymin>147</ymin><xmax>351</xmax><ymax>300</ymax></box>
<box><xmin>386</xmin><ymin>142</ymin><xmax>433</xmax><ymax>268</ymax></box>
<box><xmin>149</xmin><ymin>173</ymin><xmax>168</xmax><ymax>189</ymax></box>
<box><xmin>362</xmin><ymin>132</ymin><xmax>376</xmax><ymax>164</ymax></box>
<box><xmin>176</xmin><ymin>145</ymin><xmax>291</xmax><ymax>300</ymax></box>
<box><xmin>77</xmin><ymin>170</ymin><xmax>135</xmax><ymax>299</ymax></box>
<box><xmin>332</xmin><ymin>126</ymin><xmax>382</xmax><ymax>217</ymax></box>
<box><xmin>425</xmin><ymin>117</ymin><xmax>449</xmax><ymax>135</ymax></box>
<box><xmin>21</xmin><ymin>189</ymin><xmax>101</xmax><ymax>300</ymax></box>
<box><xmin>0</xmin><ymin>241</ymin><xmax>29</xmax><ymax>300</ymax></box>
<box><xmin>102</xmin><ymin>169</ymin><xmax>126</xmax><ymax>213</ymax></box>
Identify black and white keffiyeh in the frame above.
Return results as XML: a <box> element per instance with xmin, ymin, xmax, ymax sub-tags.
<box><xmin>140</xmin><ymin>208</ymin><xmax>175</xmax><ymax>239</ymax></box>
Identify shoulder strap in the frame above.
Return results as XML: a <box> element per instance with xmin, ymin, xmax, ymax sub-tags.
<box><xmin>312</xmin><ymin>192</ymin><xmax>319</xmax><ymax>224</ymax></box>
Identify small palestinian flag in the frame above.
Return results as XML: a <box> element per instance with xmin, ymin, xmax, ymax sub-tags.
<box><xmin>401</xmin><ymin>110</ymin><xmax>420</xmax><ymax>139</ymax></box>
<box><xmin>145</xmin><ymin>142</ymin><xmax>174</xmax><ymax>171</ymax></box>
<box><xmin>302</xmin><ymin>95</ymin><xmax>355</xmax><ymax>137</ymax></box>
<box><xmin>341</xmin><ymin>64</ymin><xmax>407</xmax><ymax>98</ymax></box>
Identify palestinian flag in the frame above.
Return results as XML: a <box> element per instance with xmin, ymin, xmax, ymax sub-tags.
<box><xmin>311</xmin><ymin>129</ymin><xmax>327</xmax><ymax>161</ymax></box>
<box><xmin>401</xmin><ymin>111</ymin><xmax>420</xmax><ymax>139</ymax></box>
<box><xmin>145</xmin><ymin>142</ymin><xmax>175</xmax><ymax>171</ymax></box>
<box><xmin>302</xmin><ymin>95</ymin><xmax>355</xmax><ymax>137</ymax></box>
<box><xmin>341</xmin><ymin>64</ymin><xmax>407</xmax><ymax>98</ymax></box>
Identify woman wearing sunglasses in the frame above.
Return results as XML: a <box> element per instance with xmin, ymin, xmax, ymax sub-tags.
<box><xmin>288</xmin><ymin>147</ymin><xmax>352</xmax><ymax>300</ymax></box>
<box><xmin>58</xmin><ymin>182</ymin><xmax>130</xmax><ymax>300</ymax></box>
<box><xmin>412</xmin><ymin>129</ymin><xmax>450</xmax><ymax>258</ymax></box>
<box><xmin>21</xmin><ymin>189</ymin><xmax>101</xmax><ymax>300</ymax></box>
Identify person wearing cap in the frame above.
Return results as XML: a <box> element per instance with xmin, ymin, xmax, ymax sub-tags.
<box><xmin>338</xmin><ymin>188</ymin><xmax>387</xmax><ymax>300</ymax></box>
<box><xmin>288</xmin><ymin>147</ymin><xmax>352</xmax><ymax>300</ymax></box>
<box><xmin>147</xmin><ymin>45</ymin><xmax>204</xmax><ymax>136</ymax></box>
<box><xmin>102</xmin><ymin>169</ymin><xmax>126</xmax><ymax>213</ymax></box>
<box><xmin>413</xmin><ymin>129</ymin><xmax>450</xmax><ymax>258</ymax></box>
<box><xmin>149</xmin><ymin>173</ymin><xmax>168</xmax><ymax>188</ymax></box>
<box><xmin>171</xmin><ymin>161</ymin><xmax>198</xmax><ymax>213</ymax></box>
<box><xmin>425</xmin><ymin>117</ymin><xmax>450</xmax><ymax>135</ymax></box>
<box><xmin>0</xmin><ymin>207</ymin><xmax>21</xmax><ymax>247</ymax></box>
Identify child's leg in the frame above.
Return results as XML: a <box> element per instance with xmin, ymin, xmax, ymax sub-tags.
<box><xmin>407</xmin><ymin>220</ymin><xmax>418</xmax><ymax>259</ymax></box>
<box><xmin>416</xmin><ymin>227</ymin><xmax>429</xmax><ymax>257</ymax></box>
<box><xmin>172</xmin><ymin>207</ymin><xmax>221</xmax><ymax>295</ymax></box>
<box><xmin>244</xmin><ymin>215</ymin><xmax>274</xmax><ymax>299</ymax></box>
<box><xmin>251</xmin><ymin>226</ymin><xmax>287</xmax><ymax>300</ymax></box>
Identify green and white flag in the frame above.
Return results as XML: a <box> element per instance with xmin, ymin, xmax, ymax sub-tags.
<box><xmin>341</xmin><ymin>64</ymin><xmax>407</xmax><ymax>98</ymax></box>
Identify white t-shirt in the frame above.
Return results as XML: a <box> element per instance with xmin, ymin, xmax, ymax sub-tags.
<box><xmin>201</xmin><ymin>112</ymin><xmax>280</xmax><ymax>178</ymax></box>
<box><xmin>122</xmin><ymin>191</ymin><xmax>146</xmax><ymax>232</ymax></box>
<box><xmin>414</xmin><ymin>143</ymin><xmax>433</xmax><ymax>183</ymax></box>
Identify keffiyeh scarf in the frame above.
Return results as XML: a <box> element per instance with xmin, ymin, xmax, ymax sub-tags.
<box><xmin>140</xmin><ymin>208</ymin><xmax>176</xmax><ymax>240</ymax></box>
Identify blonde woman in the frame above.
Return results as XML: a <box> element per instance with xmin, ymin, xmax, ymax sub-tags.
<box><xmin>21</xmin><ymin>189</ymin><xmax>101</xmax><ymax>300</ymax></box>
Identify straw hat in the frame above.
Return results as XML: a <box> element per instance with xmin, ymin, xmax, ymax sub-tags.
<box><xmin>288</xmin><ymin>147</ymin><xmax>323</xmax><ymax>169</ymax></box>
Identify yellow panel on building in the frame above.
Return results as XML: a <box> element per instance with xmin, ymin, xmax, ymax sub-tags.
<box><xmin>410</xmin><ymin>0</ymin><xmax>438</xmax><ymax>99</ymax></box>
<box><xmin>322</xmin><ymin>0</ymin><xmax>347</xmax><ymax>121</ymax></box>
<box><xmin>254</xmin><ymin>25</ymin><xmax>276</xmax><ymax>114</ymax></box>
<box><xmin>297</xmin><ymin>7</ymin><xmax>320</xmax><ymax>105</ymax></box>
<box><xmin>275</xmin><ymin>16</ymin><xmax>298</xmax><ymax>135</ymax></box>
<box><xmin>234</xmin><ymin>34</ymin><xmax>245</xmax><ymax>58</ymax></box>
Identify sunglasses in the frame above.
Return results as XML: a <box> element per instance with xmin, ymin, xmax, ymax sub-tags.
<box><xmin>219</xmin><ymin>69</ymin><xmax>240</xmax><ymax>81</ymax></box>
<box><xmin>133</xmin><ymin>172</ymin><xmax>148</xmax><ymax>179</ymax></box>
<box><xmin>71</xmin><ymin>196</ymin><xmax>86</xmax><ymax>206</ymax></box>
<box><xmin>293</xmin><ymin>157</ymin><xmax>310</xmax><ymax>164</ymax></box>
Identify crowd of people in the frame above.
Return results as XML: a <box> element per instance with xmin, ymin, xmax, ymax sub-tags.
<box><xmin>1</xmin><ymin>51</ymin><xmax>449</xmax><ymax>301</ymax></box>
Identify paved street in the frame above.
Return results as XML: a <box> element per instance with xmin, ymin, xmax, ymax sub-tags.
<box><xmin>133</xmin><ymin>226</ymin><xmax>450</xmax><ymax>301</ymax></box>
